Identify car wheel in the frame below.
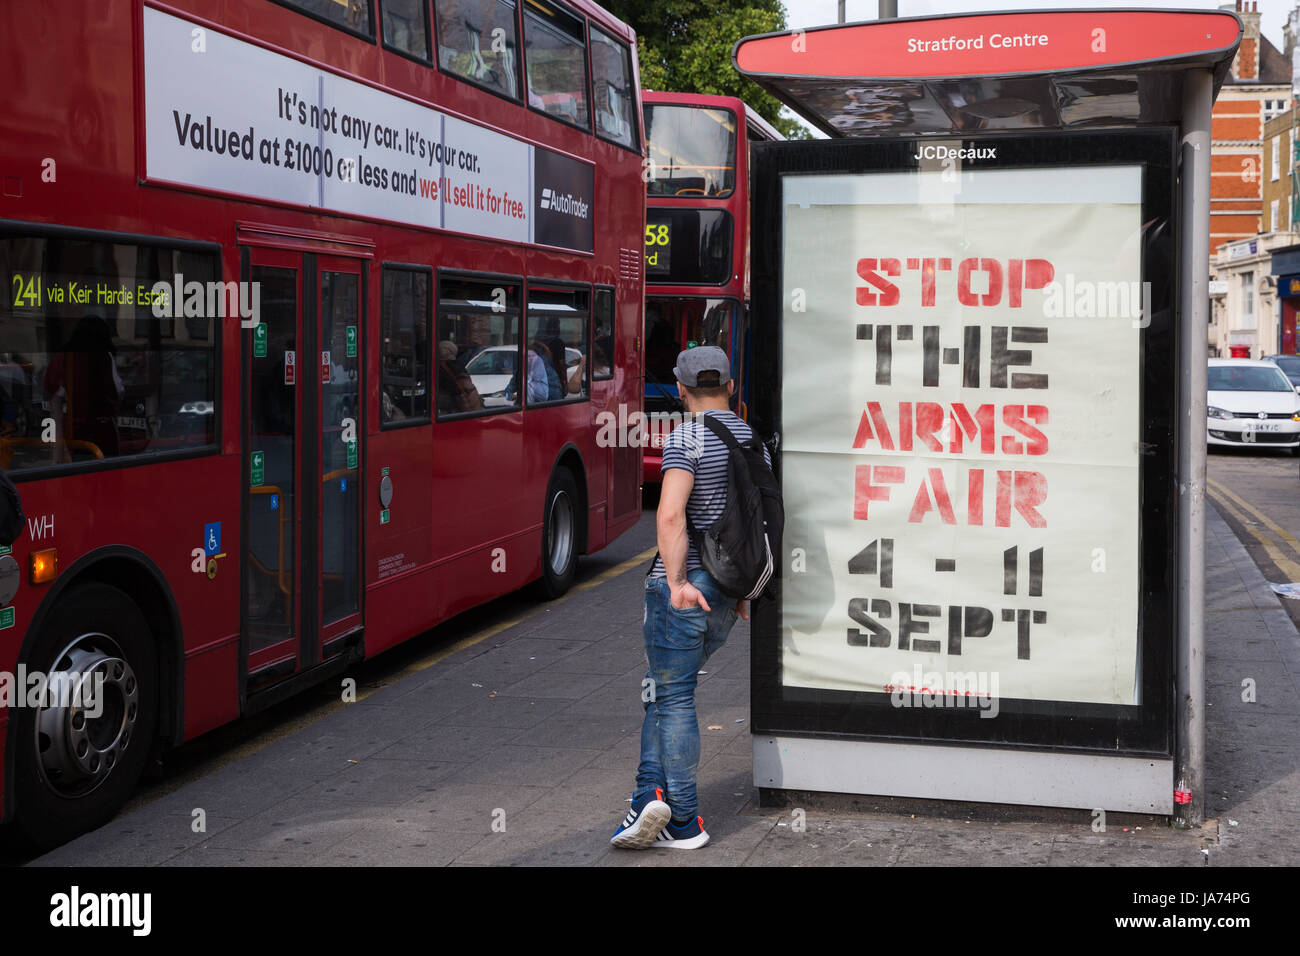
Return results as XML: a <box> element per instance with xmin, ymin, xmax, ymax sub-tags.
<box><xmin>11</xmin><ymin>583</ymin><xmax>157</xmax><ymax>850</ymax></box>
<box><xmin>539</xmin><ymin>469</ymin><xmax>579</xmax><ymax>599</ymax></box>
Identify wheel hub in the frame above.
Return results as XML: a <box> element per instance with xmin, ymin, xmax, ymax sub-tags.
<box><xmin>549</xmin><ymin>490</ymin><xmax>574</xmax><ymax>576</ymax></box>
<box><xmin>34</xmin><ymin>634</ymin><xmax>139</xmax><ymax>798</ymax></box>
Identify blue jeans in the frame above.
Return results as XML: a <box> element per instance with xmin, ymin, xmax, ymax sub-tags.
<box><xmin>636</xmin><ymin>569</ymin><xmax>738</xmax><ymax>823</ymax></box>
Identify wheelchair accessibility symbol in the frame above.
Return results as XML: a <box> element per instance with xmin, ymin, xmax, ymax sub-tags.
<box><xmin>204</xmin><ymin>522</ymin><xmax>221</xmax><ymax>557</ymax></box>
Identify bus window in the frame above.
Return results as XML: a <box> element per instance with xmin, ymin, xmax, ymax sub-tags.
<box><xmin>646</xmin><ymin>104</ymin><xmax>737</xmax><ymax>197</ymax></box>
<box><xmin>435</xmin><ymin>0</ymin><xmax>519</xmax><ymax>99</ymax></box>
<box><xmin>382</xmin><ymin>0</ymin><xmax>431</xmax><ymax>60</ymax></box>
<box><xmin>590</xmin><ymin>28</ymin><xmax>636</xmax><ymax>149</ymax></box>
<box><xmin>592</xmin><ymin>287</ymin><xmax>614</xmax><ymax>380</ymax></box>
<box><xmin>381</xmin><ymin>266</ymin><xmax>431</xmax><ymax>426</ymax></box>
<box><xmin>523</xmin><ymin>0</ymin><xmax>589</xmax><ymax>130</ymax></box>
<box><xmin>0</xmin><ymin>232</ymin><xmax>218</xmax><ymax>470</ymax></box>
<box><xmin>439</xmin><ymin>274</ymin><xmax>521</xmax><ymax>415</ymax></box>
<box><xmin>525</xmin><ymin>285</ymin><xmax>589</xmax><ymax>405</ymax></box>
<box><xmin>275</xmin><ymin>0</ymin><xmax>375</xmax><ymax>38</ymax></box>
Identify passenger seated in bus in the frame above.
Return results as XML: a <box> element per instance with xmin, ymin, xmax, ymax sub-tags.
<box><xmin>524</xmin><ymin>340</ymin><xmax>551</xmax><ymax>404</ymax></box>
<box><xmin>546</xmin><ymin>335</ymin><xmax>583</xmax><ymax>397</ymax></box>
<box><xmin>437</xmin><ymin>340</ymin><xmax>482</xmax><ymax>413</ymax></box>
<box><xmin>529</xmin><ymin>340</ymin><xmax>562</xmax><ymax>401</ymax></box>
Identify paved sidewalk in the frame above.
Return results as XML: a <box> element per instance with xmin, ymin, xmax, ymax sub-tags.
<box><xmin>31</xmin><ymin>506</ymin><xmax>1300</xmax><ymax>866</ymax></box>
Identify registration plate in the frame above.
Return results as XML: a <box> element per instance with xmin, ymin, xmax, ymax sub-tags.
<box><xmin>1244</xmin><ymin>422</ymin><xmax>1282</xmax><ymax>432</ymax></box>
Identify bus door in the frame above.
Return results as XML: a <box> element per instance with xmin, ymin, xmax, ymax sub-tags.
<box><xmin>241</xmin><ymin>239</ymin><xmax>366</xmax><ymax>693</ymax></box>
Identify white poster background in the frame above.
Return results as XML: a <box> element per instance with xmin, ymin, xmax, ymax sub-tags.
<box><xmin>780</xmin><ymin>166</ymin><xmax>1143</xmax><ymax>705</ymax></box>
<box><xmin>144</xmin><ymin>8</ymin><xmax>543</xmax><ymax>247</ymax></box>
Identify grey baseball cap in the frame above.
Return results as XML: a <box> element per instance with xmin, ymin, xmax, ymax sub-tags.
<box><xmin>673</xmin><ymin>346</ymin><xmax>730</xmax><ymax>387</ymax></box>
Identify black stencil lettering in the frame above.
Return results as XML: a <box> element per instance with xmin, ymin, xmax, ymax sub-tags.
<box><xmin>900</xmin><ymin>603</ymin><xmax>941</xmax><ymax>653</ymax></box>
<box><xmin>875</xmin><ymin>325</ymin><xmax>892</xmax><ymax>385</ymax></box>
<box><xmin>949</xmin><ymin>605</ymin><xmax>993</xmax><ymax>655</ymax></box>
<box><xmin>1029</xmin><ymin>547</ymin><xmax>1043</xmax><ymax>596</ymax></box>
<box><xmin>897</xmin><ymin>324</ymin><xmax>913</xmax><ymax>341</ymax></box>
<box><xmin>1001</xmin><ymin>608</ymin><xmax>1015</xmax><ymax>623</ymax></box>
<box><xmin>922</xmin><ymin>326</ymin><xmax>939</xmax><ymax>387</ymax></box>
<box><xmin>942</xmin><ymin>348</ymin><xmax>960</xmax><ymax>365</ymax></box>
<box><xmin>962</xmin><ymin>325</ymin><xmax>981</xmax><ymax>388</ymax></box>
<box><xmin>857</xmin><ymin>324</ymin><xmax>872</xmax><ymax>340</ymax></box>
<box><xmin>1003</xmin><ymin>546</ymin><xmax>1017</xmax><ymax>595</ymax></box>
<box><xmin>1016</xmin><ymin>608</ymin><xmax>1035</xmax><ymax>660</ymax></box>
<box><xmin>935</xmin><ymin>558</ymin><xmax>955</xmax><ymax>572</ymax></box>
<box><xmin>847</xmin><ymin>598</ymin><xmax>892</xmax><ymax>647</ymax></box>
<box><xmin>991</xmin><ymin>326</ymin><xmax>1048</xmax><ymax>389</ymax></box>
<box><xmin>848</xmin><ymin>538</ymin><xmax>892</xmax><ymax>588</ymax></box>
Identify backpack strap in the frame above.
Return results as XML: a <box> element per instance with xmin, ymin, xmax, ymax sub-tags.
<box><xmin>700</xmin><ymin>413</ymin><xmax>742</xmax><ymax>451</ymax></box>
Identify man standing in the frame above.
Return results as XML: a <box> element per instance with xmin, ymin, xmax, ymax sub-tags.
<box><xmin>610</xmin><ymin>346</ymin><xmax>768</xmax><ymax>850</ymax></box>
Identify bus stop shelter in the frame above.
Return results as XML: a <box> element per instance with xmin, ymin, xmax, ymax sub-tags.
<box><xmin>733</xmin><ymin>8</ymin><xmax>1242</xmax><ymax>826</ymax></box>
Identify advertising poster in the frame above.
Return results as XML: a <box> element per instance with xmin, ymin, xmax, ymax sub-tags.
<box><xmin>780</xmin><ymin>165</ymin><xmax>1144</xmax><ymax>706</ymax></box>
<box><xmin>143</xmin><ymin>8</ymin><xmax>594</xmax><ymax>252</ymax></box>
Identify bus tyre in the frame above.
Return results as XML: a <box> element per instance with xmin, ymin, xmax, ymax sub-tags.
<box><xmin>540</xmin><ymin>469</ymin><xmax>579</xmax><ymax>599</ymax></box>
<box><xmin>12</xmin><ymin>583</ymin><xmax>158</xmax><ymax>850</ymax></box>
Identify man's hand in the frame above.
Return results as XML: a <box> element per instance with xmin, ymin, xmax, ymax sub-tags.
<box><xmin>735</xmin><ymin>599</ymin><xmax>749</xmax><ymax>621</ymax></box>
<box><xmin>669</xmin><ymin>580</ymin><xmax>711</xmax><ymax>612</ymax></box>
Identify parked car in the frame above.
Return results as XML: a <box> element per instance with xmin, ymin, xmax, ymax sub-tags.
<box><xmin>1207</xmin><ymin>358</ymin><xmax>1300</xmax><ymax>452</ymax></box>
<box><xmin>1263</xmin><ymin>354</ymin><xmax>1300</xmax><ymax>392</ymax></box>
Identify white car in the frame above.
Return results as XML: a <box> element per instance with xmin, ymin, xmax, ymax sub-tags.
<box><xmin>1207</xmin><ymin>358</ymin><xmax>1300</xmax><ymax>450</ymax></box>
<box><xmin>466</xmin><ymin>344</ymin><xmax>582</xmax><ymax>406</ymax></box>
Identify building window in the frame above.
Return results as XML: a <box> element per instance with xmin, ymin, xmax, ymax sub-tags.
<box><xmin>1272</xmin><ymin>198</ymin><xmax>1280</xmax><ymax>233</ymax></box>
<box><xmin>1242</xmin><ymin>271</ymin><xmax>1256</xmax><ymax>330</ymax></box>
<box><xmin>1272</xmin><ymin>135</ymin><xmax>1280</xmax><ymax>181</ymax></box>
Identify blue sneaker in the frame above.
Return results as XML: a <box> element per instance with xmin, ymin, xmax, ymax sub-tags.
<box><xmin>652</xmin><ymin>815</ymin><xmax>709</xmax><ymax>849</ymax></box>
<box><xmin>610</xmin><ymin>788</ymin><xmax>671</xmax><ymax>849</ymax></box>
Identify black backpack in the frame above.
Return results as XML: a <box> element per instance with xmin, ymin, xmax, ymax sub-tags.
<box><xmin>688</xmin><ymin>415</ymin><xmax>783</xmax><ymax>601</ymax></box>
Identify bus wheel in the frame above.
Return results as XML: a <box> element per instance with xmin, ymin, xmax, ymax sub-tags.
<box><xmin>539</xmin><ymin>469</ymin><xmax>579</xmax><ymax>598</ymax></box>
<box><xmin>12</xmin><ymin>583</ymin><xmax>158</xmax><ymax>849</ymax></box>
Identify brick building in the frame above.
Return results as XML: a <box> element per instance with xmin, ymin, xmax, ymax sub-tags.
<box><xmin>1210</xmin><ymin>1</ymin><xmax>1290</xmax><ymax>255</ymax></box>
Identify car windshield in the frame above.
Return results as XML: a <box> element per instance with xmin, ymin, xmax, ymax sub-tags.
<box><xmin>1208</xmin><ymin>366</ymin><xmax>1294</xmax><ymax>392</ymax></box>
<box><xmin>466</xmin><ymin>350</ymin><xmax>515</xmax><ymax>375</ymax></box>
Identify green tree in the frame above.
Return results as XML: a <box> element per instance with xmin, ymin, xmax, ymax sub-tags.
<box><xmin>604</xmin><ymin>0</ymin><xmax>811</xmax><ymax>139</ymax></box>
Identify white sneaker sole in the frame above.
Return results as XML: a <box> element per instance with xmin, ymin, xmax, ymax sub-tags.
<box><xmin>610</xmin><ymin>800</ymin><xmax>671</xmax><ymax>849</ymax></box>
<box><xmin>652</xmin><ymin>829</ymin><xmax>710</xmax><ymax>849</ymax></box>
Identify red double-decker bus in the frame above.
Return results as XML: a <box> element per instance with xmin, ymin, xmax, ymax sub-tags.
<box><xmin>0</xmin><ymin>0</ymin><xmax>645</xmax><ymax>846</ymax></box>
<box><xmin>641</xmin><ymin>91</ymin><xmax>781</xmax><ymax>482</ymax></box>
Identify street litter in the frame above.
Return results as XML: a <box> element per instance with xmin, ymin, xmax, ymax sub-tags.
<box><xmin>1268</xmin><ymin>582</ymin><xmax>1300</xmax><ymax>600</ymax></box>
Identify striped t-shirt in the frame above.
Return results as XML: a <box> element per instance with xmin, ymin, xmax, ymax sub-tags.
<box><xmin>649</xmin><ymin>410</ymin><xmax>772</xmax><ymax>578</ymax></box>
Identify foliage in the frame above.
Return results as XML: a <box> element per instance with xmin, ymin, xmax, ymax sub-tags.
<box><xmin>604</xmin><ymin>1</ymin><xmax>812</xmax><ymax>139</ymax></box>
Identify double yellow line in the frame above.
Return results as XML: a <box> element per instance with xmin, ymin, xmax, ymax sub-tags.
<box><xmin>1207</xmin><ymin>478</ymin><xmax>1300</xmax><ymax>580</ymax></box>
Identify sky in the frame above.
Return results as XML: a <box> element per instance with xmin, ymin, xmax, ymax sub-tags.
<box><xmin>778</xmin><ymin>0</ymin><xmax>1299</xmax><ymax>133</ymax></box>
